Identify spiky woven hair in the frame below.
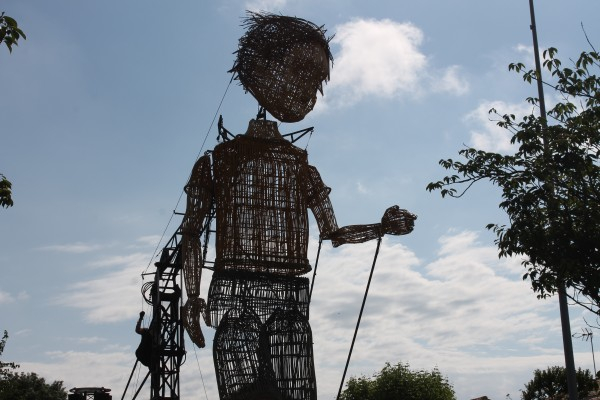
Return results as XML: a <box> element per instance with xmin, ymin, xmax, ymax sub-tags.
<box><xmin>230</xmin><ymin>12</ymin><xmax>334</xmax><ymax>122</ymax></box>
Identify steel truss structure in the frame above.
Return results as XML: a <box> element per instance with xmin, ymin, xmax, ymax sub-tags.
<box><xmin>146</xmin><ymin>232</ymin><xmax>187</xmax><ymax>400</ymax></box>
<box><xmin>122</xmin><ymin>231</ymin><xmax>188</xmax><ymax>400</ymax></box>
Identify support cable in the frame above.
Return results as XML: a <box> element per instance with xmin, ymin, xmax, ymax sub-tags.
<box><xmin>131</xmin><ymin>371</ymin><xmax>151</xmax><ymax>400</ymax></box>
<box><xmin>121</xmin><ymin>360</ymin><xmax>139</xmax><ymax>400</ymax></box>
<box><xmin>143</xmin><ymin>75</ymin><xmax>234</xmax><ymax>276</ymax></box>
<box><xmin>308</xmin><ymin>238</ymin><xmax>323</xmax><ymax>303</ymax></box>
<box><xmin>192</xmin><ymin>343</ymin><xmax>210</xmax><ymax>400</ymax></box>
<box><xmin>336</xmin><ymin>237</ymin><xmax>382</xmax><ymax>400</ymax></box>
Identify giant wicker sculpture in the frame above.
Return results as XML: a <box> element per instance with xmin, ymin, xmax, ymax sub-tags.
<box><xmin>180</xmin><ymin>12</ymin><xmax>416</xmax><ymax>400</ymax></box>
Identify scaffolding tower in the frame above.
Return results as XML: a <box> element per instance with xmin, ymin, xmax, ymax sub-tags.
<box><xmin>122</xmin><ymin>230</ymin><xmax>187</xmax><ymax>400</ymax></box>
<box><xmin>147</xmin><ymin>231</ymin><xmax>186</xmax><ymax>400</ymax></box>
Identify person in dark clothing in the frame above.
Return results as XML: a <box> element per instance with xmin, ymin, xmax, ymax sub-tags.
<box><xmin>135</xmin><ymin>311</ymin><xmax>152</xmax><ymax>368</ymax></box>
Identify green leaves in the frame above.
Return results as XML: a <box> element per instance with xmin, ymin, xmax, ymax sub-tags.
<box><xmin>0</xmin><ymin>330</ymin><xmax>66</xmax><ymax>399</ymax></box>
<box><xmin>0</xmin><ymin>331</ymin><xmax>19</xmax><ymax>379</ymax></box>
<box><xmin>340</xmin><ymin>362</ymin><xmax>456</xmax><ymax>400</ymax></box>
<box><xmin>427</xmin><ymin>46</ymin><xmax>600</xmax><ymax>315</ymax></box>
<box><xmin>0</xmin><ymin>12</ymin><xmax>22</xmax><ymax>209</ymax></box>
<box><xmin>521</xmin><ymin>366</ymin><xmax>597</xmax><ymax>400</ymax></box>
<box><xmin>0</xmin><ymin>12</ymin><xmax>26</xmax><ymax>54</ymax></box>
<box><xmin>0</xmin><ymin>372</ymin><xmax>68</xmax><ymax>400</ymax></box>
<box><xmin>0</xmin><ymin>174</ymin><xmax>13</xmax><ymax>208</ymax></box>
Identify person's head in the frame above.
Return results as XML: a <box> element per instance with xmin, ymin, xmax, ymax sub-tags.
<box><xmin>230</xmin><ymin>12</ymin><xmax>333</xmax><ymax>123</ymax></box>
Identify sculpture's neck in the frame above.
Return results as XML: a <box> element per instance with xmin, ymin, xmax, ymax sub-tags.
<box><xmin>245</xmin><ymin>119</ymin><xmax>281</xmax><ymax>139</ymax></box>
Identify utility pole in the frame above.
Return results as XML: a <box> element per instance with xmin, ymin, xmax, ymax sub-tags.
<box><xmin>527</xmin><ymin>1</ymin><xmax>578</xmax><ymax>398</ymax></box>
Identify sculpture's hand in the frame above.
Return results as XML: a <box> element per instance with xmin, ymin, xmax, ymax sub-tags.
<box><xmin>182</xmin><ymin>297</ymin><xmax>207</xmax><ymax>348</ymax></box>
<box><xmin>381</xmin><ymin>205</ymin><xmax>416</xmax><ymax>236</ymax></box>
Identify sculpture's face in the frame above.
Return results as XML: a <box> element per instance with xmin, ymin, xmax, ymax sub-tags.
<box><xmin>243</xmin><ymin>41</ymin><xmax>329</xmax><ymax>122</ymax></box>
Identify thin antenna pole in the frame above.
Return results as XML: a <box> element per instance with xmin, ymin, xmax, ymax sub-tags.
<box><xmin>336</xmin><ymin>237</ymin><xmax>382</xmax><ymax>400</ymax></box>
<box><xmin>591</xmin><ymin>333</ymin><xmax>597</xmax><ymax>377</ymax></box>
<box><xmin>528</xmin><ymin>1</ymin><xmax>577</xmax><ymax>398</ymax></box>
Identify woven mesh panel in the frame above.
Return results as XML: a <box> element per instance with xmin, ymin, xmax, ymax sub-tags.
<box><xmin>230</xmin><ymin>12</ymin><xmax>333</xmax><ymax>122</ymax></box>
<box><xmin>182</xmin><ymin>297</ymin><xmax>207</xmax><ymax>348</ymax></box>
<box><xmin>212</xmin><ymin>303</ymin><xmax>315</xmax><ymax>400</ymax></box>
<box><xmin>213</xmin><ymin>309</ymin><xmax>266</xmax><ymax>399</ymax></box>
<box><xmin>212</xmin><ymin>124</ymin><xmax>330</xmax><ymax>275</ymax></box>
<box><xmin>266</xmin><ymin>309</ymin><xmax>316</xmax><ymax>400</ymax></box>
<box><xmin>182</xmin><ymin>155</ymin><xmax>212</xmax><ymax>297</ymax></box>
<box><xmin>207</xmin><ymin>270</ymin><xmax>309</xmax><ymax>328</ymax></box>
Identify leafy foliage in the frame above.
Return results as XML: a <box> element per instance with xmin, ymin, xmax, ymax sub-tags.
<box><xmin>521</xmin><ymin>365</ymin><xmax>598</xmax><ymax>400</ymax></box>
<box><xmin>339</xmin><ymin>362</ymin><xmax>456</xmax><ymax>400</ymax></box>
<box><xmin>0</xmin><ymin>175</ymin><xmax>13</xmax><ymax>208</ymax></box>
<box><xmin>0</xmin><ymin>12</ymin><xmax>24</xmax><ymax>209</ymax></box>
<box><xmin>0</xmin><ymin>372</ymin><xmax>68</xmax><ymax>400</ymax></box>
<box><xmin>0</xmin><ymin>12</ymin><xmax>26</xmax><ymax>53</ymax></box>
<box><xmin>0</xmin><ymin>331</ymin><xmax>67</xmax><ymax>400</ymax></box>
<box><xmin>0</xmin><ymin>331</ymin><xmax>18</xmax><ymax>378</ymax></box>
<box><xmin>427</xmin><ymin>47</ymin><xmax>600</xmax><ymax>314</ymax></box>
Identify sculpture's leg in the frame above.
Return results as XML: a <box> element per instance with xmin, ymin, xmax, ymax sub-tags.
<box><xmin>266</xmin><ymin>308</ymin><xmax>316</xmax><ymax>400</ymax></box>
<box><xmin>214</xmin><ymin>308</ymin><xmax>281</xmax><ymax>400</ymax></box>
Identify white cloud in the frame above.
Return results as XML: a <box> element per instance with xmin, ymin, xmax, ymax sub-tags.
<box><xmin>318</xmin><ymin>18</ymin><xmax>469</xmax><ymax>111</ymax></box>
<box><xmin>76</xmin><ymin>336</ymin><xmax>107</xmax><ymax>344</ymax></box>
<box><xmin>47</xmin><ymin>231</ymin><xmax>570</xmax><ymax>400</ymax></box>
<box><xmin>17</xmin><ymin>291</ymin><xmax>30</xmax><ymax>301</ymax></box>
<box><xmin>515</xmin><ymin>43</ymin><xmax>534</xmax><ymax>57</ymax></box>
<box><xmin>38</xmin><ymin>242</ymin><xmax>103</xmax><ymax>254</ymax></box>
<box><xmin>14</xmin><ymin>329</ymin><xmax>33</xmax><ymax>337</ymax></box>
<box><xmin>0</xmin><ymin>290</ymin><xmax>29</xmax><ymax>305</ymax></box>
<box><xmin>134</xmin><ymin>235</ymin><xmax>162</xmax><ymax>247</ymax></box>
<box><xmin>0</xmin><ymin>290</ymin><xmax>15</xmax><ymax>304</ymax></box>
<box><xmin>326</xmin><ymin>18</ymin><xmax>427</xmax><ymax>106</ymax></box>
<box><xmin>464</xmin><ymin>100</ymin><xmax>533</xmax><ymax>153</ymax></box>
<box><xmin>88</xmin><ymin>252</ymin><xmax>149</xmax><ymax>269</ymax></box>
<box><xmin>435</xmin><ymin>65</ymin><xmax>470</xmax><ymax>96</ymax></box>
<box><xmin>308</xmin><ymin>231</ymin><xmax>561</xmax><ymax>400</ymax></box>
<box><xmin>514</xmin><ymin>43</ymin><xmax>546</xmax><ymax>71</ymax></box>
<box><xmin>21</xmin><ymin>350</ymin><xmax>133</xmax><ymax>395</ymax></box>
<box><xmin>245</xmin><ymin>0</ymin><xmax>287</xmax><ymax>12</ymax></box>
<box><xmin>356</xmin><ymin>181</ymin><xmax>368</xmax><ymax>194</ymax></box>
<box><xmin>54</xmin><ymin>252</ymin><xmax>149</xmax><ymax>323</ymax></box>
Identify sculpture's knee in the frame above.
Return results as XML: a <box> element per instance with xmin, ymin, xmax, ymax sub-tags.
<box><xmin>266</xmin><ymin>308</ymin><xmax>316</xmax><ymax>400</ymax></box>
<box><xmin>214</xmin><ymin>308</ymin><xmax>281</xmax><ymax>400</ymax></box>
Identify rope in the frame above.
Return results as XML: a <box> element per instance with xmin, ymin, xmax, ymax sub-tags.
<box><xmin>121</xmin><ymin>360</ymin><xmax>142</xmax><ymax>400</ymax></box>
<box><xmin>132</xmin><ymin>361</ymin><xmax>142</xmax><ymax>400</ymax></box>
<box><xmin>192</xmin><ymin>342</ymin><xmax>210</xmax><ymax>400</ymax></box>
<box><xmin>304</xmin><ymin>128</ymin><xmax>313</xmax><ymax>151</ymax></box>
<box><xmin>142</xmin><ymin>211</ymin><xmax>177</xmax><ymax>276</ymax></box>
<box><xmin>142</xmin><ymin>75</ymin><xmax>234</xmax><ymax>276</ymax></box>
<box><xmin>336</xmin><ymin>237</ymin><xmax>382</xmax><ymax>400</ymax></box>
<box><xmin>135</xmin><ymin>74</ymin><xmax>234</xmax><ymax>400</ymax></box>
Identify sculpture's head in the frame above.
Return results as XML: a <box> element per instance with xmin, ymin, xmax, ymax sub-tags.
<box><xmin>230</xmin><ymin>12</ymin><xmax>333</xmax><ymax>123</ymax></box>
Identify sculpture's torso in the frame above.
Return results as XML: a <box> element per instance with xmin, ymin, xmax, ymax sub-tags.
<box><xmin>212</xmin><ymin>128</ymin><xmax>317</xmax><ymax>276</ymax></box>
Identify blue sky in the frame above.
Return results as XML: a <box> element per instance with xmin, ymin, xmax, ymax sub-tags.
<box><xmin>2</xmin><ymin>1</ymin><xmax>600</xmax><ymax>399</ymax></box>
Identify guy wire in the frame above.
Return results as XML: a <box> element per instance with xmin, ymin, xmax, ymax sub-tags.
<box><xmin>193</xmin><ymin>343</ymin><xmax>210</xmax><ymax>400</ymax></box>
<box><xmin>142</xmin><ymin>75</ymin><xmax>234</xmax><ymax>276</ymax></box>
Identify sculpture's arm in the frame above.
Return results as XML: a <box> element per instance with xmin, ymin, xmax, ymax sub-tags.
<box><xmin>181</xmin><ymin>154</ymin><xmax>213</xmax><ymax>348</ymax></box>
<box><xmin>324</xmin><ymin>205</ymin><xmax>416</xmax><ymax>247</ymax></box>
<box><xmin>306</xmin><ymin>166</ymin><xmax>416</xmax><ymax>247</ymax></box>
